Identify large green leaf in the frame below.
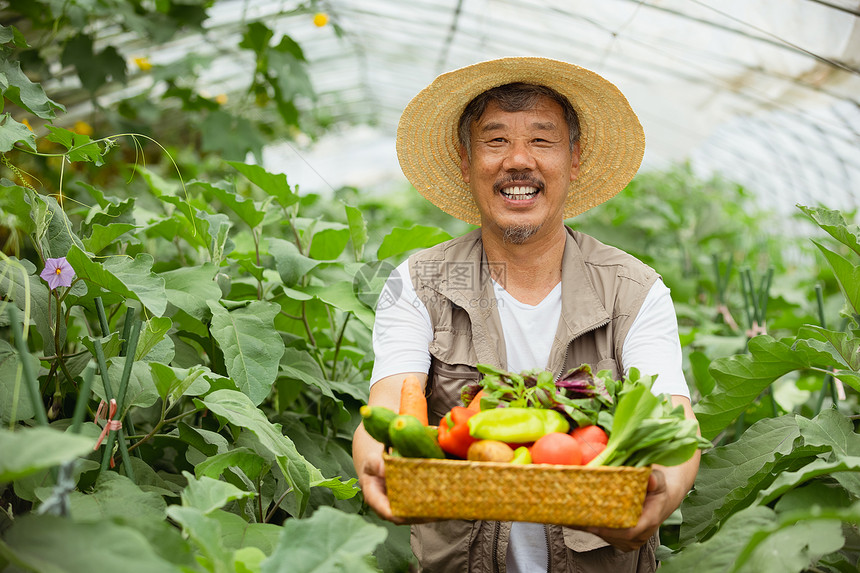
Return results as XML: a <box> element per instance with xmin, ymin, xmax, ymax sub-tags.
<box><xmin>150</xmin><ymin>362</ymin><xmax>210</xmax><ymax>403</ymax></box>
<box><xmin>756</xmin><ymin>456</ymin><xmax>860</xmax><ymax>505</ymax></box>
<box><xmin>207</xmin><ymin>300</ymin><xmax>285</xmax><ymax>406</ymax></box>
<box><xmin>166</xmin><ymin>505</ymin><xmax>231</xmax><ymax>572</ymax></box>
<box><xmin>39</xmin><ymin>194</ymin><xmax>87</xmax><ymax>260</ymax></box>
<box><xmin>661</xmin><ymin>506</ymin><xmax>777</xmax><ymax>573</ymax></box>
<box><xmin>0</xmin><ymin>113</ymin><xmax>36</xmax><ymax>151</ymax></box>
<box><xmin>301</xmin><ymin>281</ymin><xmax>375</xmax><ymax>330</ymax></box>
<box><xmin>798</xmin><ymin>204</ymin><xmax>860</xmax><ymax>256</ymax></box>
<box><xmin>69</xmin><ymin>472</ymin><xmax>167</xmax><ymax>523</ymax></box>
<box><xmin>61</xmin><ymin>33</ymin><xmax>127</xmax><ymax>93</ymax></box>
<box><xmin>268</xmin><ymin>237</ymin><xmax>319</xmax><ymax>286</ymax></box>
<box><xmin>279</xmin><ymin>347</ymin><xmax>366</xmax><ymax>404</ymax></box>
<box><xmin>733</xmin><ymin>506</ymin><xmax>860</xmax><ymax>573</ymax></box>
<box><xmin>180</xmin><ymin>471</ymin><xmax>254</xmax><ymax>514</ymax></box>
<box><xmin>0</xmin><ymin>426</ymin><xmax>93</xmax><ymax>483</ymax></box>
<box><xmin>309</xmin><ymin>227</ymin><xmax>351</xmax><ymax>260</ymax></box>
<box><xmin>193</xmin><ymin>179</ymin><xmax>266</xmax><ymax>228</ymax></box>
<box><xmin>82</xmin><ymin>222</ymin><xmax>138</xmax><ymax>254</ymax></box>
<box><xmin>228</xmin><ymin>161</ymin><xmax>299</xmax><ymax>208</ymax></box>
<box><xmin>160</xmin><ymin>263</ymin><xmax>221</xmax><ymax>320</ymax></box>
<box><xmin>98</xmin><ymin>357</ymin><xmax>160</xmax><ymax>410</ymax></box>
<box><xmin>45</xmin><ymin>125</ymin><xmax>108</xmax><ymax>166</ymax></box>
<box><xmin>0</xmin><ymin>339</ymin><xmax>37</xmax><ymax>422</ymax></box>
<box><xmin>797</xmin><ymin>408</ymin><xmax>860</xmax><ymax>458</ymax></box>
<box><xmin>377</xmin><ymin>225</ymin><xmax>452</xmax><ymax>260</ymax></box>
<box><xmin>201</xmin><ymin>390</ymin><xmax>357</xmax><ymax>517</ymax></box>
<box><xmin>0</xmin><ymin>515</ymin><xmax>178</xmax><ymax>573</ymax></box>
<box><xmin>795</xmin><ymin>325</ymin><xmax>860</xmax><ymax>371</ymax></box>
<box><xmin>0</xmin><ymin>340</ymin><xmax>41</xmax><ymax>424</ymax></box>
<box><xmin>66</xmin><ymin>246</ymin><xmax>168</xmax><ymax>317</ymax></box>
<box><xmin>797</xmin><ymin>409</ymin><xmax>860</xmax><ymax>497</ymax></box>
<box><xmin>695</xmin><ymin>336</ymin><xmax>809</xmax><ymax>439</ymax></box>
<box><xmin>209</xmin><ymin>510</ymin><xmax>281</xmax><ymax>553</ymax></box>
<box><xmin>260</xmin><ymin>506</ymin><xmax>387</xmax><ymax>573</ymax></box>
<box><xmin>0</xmin><ymin>59</ymin><xmax>63</xmax><ymax>118</ymax></box>
<box><xmin>345</xmin><ymin>204</ymin><xmax>368</xmax><ymax>262</ymax></box>
<box><xmin>194</xmin><ymin>447</ymin><xmax>267</xmax><ymax>482</ymax></box>
<box><xmin>812</xmin><ymin>239</ymin><xmax>860</xmax><ymax>315</ymax></box>
<box><xmin>680</xmin><ymin>416</ymin><xmax>802</xmax><ymax>544</ymax></box>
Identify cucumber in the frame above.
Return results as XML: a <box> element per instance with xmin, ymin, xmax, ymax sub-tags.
<box><xmin>389</xmin><ymin>414</ymin><xmax>446</xmax><ymax>459</ymax></box>
<box><xmin>360</xmin><ymin>405</ymin><xmax>397</xmax><ymax>449</ymax></box>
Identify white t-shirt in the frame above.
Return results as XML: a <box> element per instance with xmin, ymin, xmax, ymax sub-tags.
<box><xmin>370</xmin><ymin>259</ymin><xmax>690</xmax><ymax>572</ymax></box>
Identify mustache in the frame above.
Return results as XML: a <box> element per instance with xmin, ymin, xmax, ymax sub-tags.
<box><xmin>493</xmin><ymin>173</ymin><xmax>544</xmax><ymax>194</ymax></box>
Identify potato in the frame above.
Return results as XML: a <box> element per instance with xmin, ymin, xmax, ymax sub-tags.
<box><xmin>467</xmin><ymin>440</ymin><xmax>515</xmax><ymax>462</ymax></box>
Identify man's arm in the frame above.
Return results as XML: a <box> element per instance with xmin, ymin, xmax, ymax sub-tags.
<box><xmin>586</xmin><ymin>394</ymin><xmax>701</xmax><ymax>551</ymax></box>
<box><xmin>352</xmin><ymin>372</ymin><xmax>428</xmax><ymax>523</ymax></box>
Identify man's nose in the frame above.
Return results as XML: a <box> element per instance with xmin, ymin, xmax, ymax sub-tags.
<box><xmin>502</xmin><ymin>140</ymin><xmax>536</xmax><ymax>171</ymax></box>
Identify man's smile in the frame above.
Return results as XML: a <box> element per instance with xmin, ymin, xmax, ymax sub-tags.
<box><xmin>499</xmin><ymin>185</ymin><xmax>540</xmax><ymax>200</ymax></box>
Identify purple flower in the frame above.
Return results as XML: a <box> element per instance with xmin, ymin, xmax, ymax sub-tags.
<box><xmin>40</xmin><ymin>257</ymin><xmax>76</xmax><ymax>290</ymax></box>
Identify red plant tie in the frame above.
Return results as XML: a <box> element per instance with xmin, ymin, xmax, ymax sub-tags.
<box><xmin>94</xmin><ymin>398</ymin><xmax>122</xmax><ymax>450</ymax></box>
<box><xmin>745</xmin><ymin>321</ymin><xmax>767</xmax><ymax>339</ymax></box>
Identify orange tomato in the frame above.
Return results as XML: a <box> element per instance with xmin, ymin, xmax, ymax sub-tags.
<box><xmin>578</xmin><ymin>441</ymin><xmax>606</xmax><ymax>465</ymax></box>
<box><xmin>570</xmin><ymin>425</ymin><xmax>608</xmax><ymax>445</ymax></box>
<box><xmin>530</xmin><ymin>432</ymin><xmax>582</xmax><ymax>465</ymax></box>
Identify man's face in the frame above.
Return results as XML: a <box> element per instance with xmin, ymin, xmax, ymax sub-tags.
<box><xmin>459</xmin><ymin>96</ymin><xmax>580</xmax><ymax>244</ymax></box>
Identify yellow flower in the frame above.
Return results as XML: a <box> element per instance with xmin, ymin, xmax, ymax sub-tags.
<box><xmin>313</xmin><ymin>12</ymin><xmax>328</xmax><ymax>27</ymax></box>
<box><xmin>74</xmin><ymin>121</ymin><xmax>94</xmax><ymax>136</ymax></box>
<box><xmin>215</xmin><ymin>93</ymin><xmax>228</xmax><ymax>105</ymax></box>
<box><xmin>21</xmin><ymin>118</ymin><xmax>33</xmax><ymax>131</ymax></box>
<box><xmin>134</xmin><ymin>57</ymin><xmax>153</xmax><ymax>72</ymax></box>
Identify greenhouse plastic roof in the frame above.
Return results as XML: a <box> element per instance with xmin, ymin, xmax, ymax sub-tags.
<box><xmin>87</xmin><ymin>1</ymin><xmax>860</xmax><ymax>216</ymax></box>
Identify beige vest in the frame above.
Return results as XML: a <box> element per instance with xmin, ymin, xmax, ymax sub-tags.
<box><xmin>407</xmin><ymin>227</ymin><xmax>660</xmax><ymax>573</ymax></box>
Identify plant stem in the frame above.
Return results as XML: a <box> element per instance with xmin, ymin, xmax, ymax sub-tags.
<box><xmin>301</xmin><ymin>302</ymin><xmax>317</xmax><ymax>347</ymax></box>
<box><xmin>330</xmin><ymin>312</ymin><xmax>351</xmax><ymax>381</ymax></box>
<box><xmin>253</xmin><ymin>227</ymin><xmax>262</xmax><ymax>300</ymax></box>
<box><xmin>119</xmin><ymin>307</ymin><xmax>134</xmax><ymax>356</ymax></box>
<box><xmin>128</xmin><ymin>409</ymin><xmax>198</xmax><ymax>453</ymax></box>
<box><xmin>264</xmin><ymin>487</ymin><xmax>294</xmax><ymax>523</ymax></box>
<box><xmin>94</xmin><ymin>296</ymin><xmax>110</xmax><ymax>336</ymax></box>
<box><xmin>8</xmin><ymin>306</ymin><xmax>48</xmax><ymax>426</ymax></box>
<box><xmin>69</xmin><ymin>363</ymin><xmax>95</xmax><ymax>434</ymax></box>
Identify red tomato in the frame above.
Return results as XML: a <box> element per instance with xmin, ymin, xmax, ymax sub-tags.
<box><xmin>578</xmin><ymin>441</ymin><xmax>606</xmax><ymax>465</ymax></box>
<box><xmin>570</xmin><ymin>425</ymin><xmax>608</xmax><ymax>446</ymax></box>
<box><xmin>530</xmin><ymin>432</ymin><xmax>582</xmax><ymax>465</ymax></box>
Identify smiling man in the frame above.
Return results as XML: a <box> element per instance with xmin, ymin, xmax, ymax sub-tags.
<box><xmin>352</xmin><ymin>57</ymin><xmax>700</xmax><ymax>573</ymax></box>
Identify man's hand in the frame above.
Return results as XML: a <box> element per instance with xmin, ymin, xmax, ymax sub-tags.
<box><xmin>354</xmin><ymin>439</ymin><xmax>401</xmax><ymax>523</ymax></box>
<box><xmin>586</xmin><ymin>469</ymin><xmax>671</xmax><ymax>551</ymax></box>
<box><xmin>353</xmin><ymin>372</ymin><xmax>429</xmax><ymax>525</ymax></box>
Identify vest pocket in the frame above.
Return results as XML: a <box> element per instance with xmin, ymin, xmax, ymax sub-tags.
<box><xmin>427</xmin><ymin>328</ymin><xmax>480</xmax><ymax>423</ymax></box>
<box><xmin>427</xmin><ymin>360</ymin><xmax>479</xmax><ymax>423</ymax></box>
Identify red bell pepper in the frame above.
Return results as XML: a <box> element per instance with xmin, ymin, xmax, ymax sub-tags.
<box><xmin>438</xmin><ymin>406</ymin><xmax>478</xmax><ymax>459</ymax></box>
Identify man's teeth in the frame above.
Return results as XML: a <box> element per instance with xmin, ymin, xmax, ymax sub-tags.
<box><xmin>501</xmin><ymin>186</ymin><xmax>538</xmax><ymax>199</ymax></box>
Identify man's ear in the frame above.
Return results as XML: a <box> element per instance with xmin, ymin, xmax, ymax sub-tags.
<box><xmin>458</xmin><ymin>144</ymin><xmax>471</xmax><ymax>184</ymax></box>
<box><xmin>570</xmin><ymin>141</ymin><xmax>582</xmax><ymax>181</ymax></box>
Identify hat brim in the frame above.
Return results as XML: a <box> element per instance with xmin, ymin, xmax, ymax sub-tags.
<box><xmin>396</xmin><ymin>57</ymin><xmax>645</xmax><ymax>226</ymax></box>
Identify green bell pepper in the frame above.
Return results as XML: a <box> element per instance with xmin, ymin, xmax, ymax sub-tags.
<box><xmin>467</xmin><ymin>407</ymin><xmax>570</xmax><ymax>443</ymax></box>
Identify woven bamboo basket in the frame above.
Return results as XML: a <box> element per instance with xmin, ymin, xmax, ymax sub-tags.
<box><xmin>384</xmin><ymin>454</ymin><xmax>651</xmax><ymax>528</ymax></box>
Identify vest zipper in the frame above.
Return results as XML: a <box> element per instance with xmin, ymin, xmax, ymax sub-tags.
<box><xmin>492</xmin><ymin>521</ymin><xmax>501</xmax><ymax>573</ymax></box>
<box><xmin>544</xmin><ymin>525</ymin><xmax>551</xmax><ymax>572</ymax></box>
<box><xmin>553</xmin><ymin>319</ymin><xmax>610</xmax><ymax>381</ymax></box>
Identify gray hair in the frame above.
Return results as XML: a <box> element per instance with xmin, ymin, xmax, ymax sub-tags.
<box><xmin>457</xmin><ymin>83</ymin><xmax>581</xmax><ymax>156</ymax></box>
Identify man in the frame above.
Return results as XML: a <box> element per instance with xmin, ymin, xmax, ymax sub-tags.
<box><xmin>353</xmin><ymin>57</ymin><xmax>700</xmax><ymax>572</ymax></box>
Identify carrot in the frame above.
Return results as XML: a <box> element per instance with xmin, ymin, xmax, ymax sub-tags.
<box><xmin>399</xmin><ymin>374</ymin><xmax>428</xmax><ymax>425</ymax></box>
<box><xmin>466</xmin><ymin>389</ymin><xmax>487</xmax><ymax>412</ymax></box>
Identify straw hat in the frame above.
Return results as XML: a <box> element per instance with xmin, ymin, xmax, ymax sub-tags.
<box><xmin>396</xmin><ymin>57</ymin><xmax>645</xmax><ymax>226</ymax></box>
